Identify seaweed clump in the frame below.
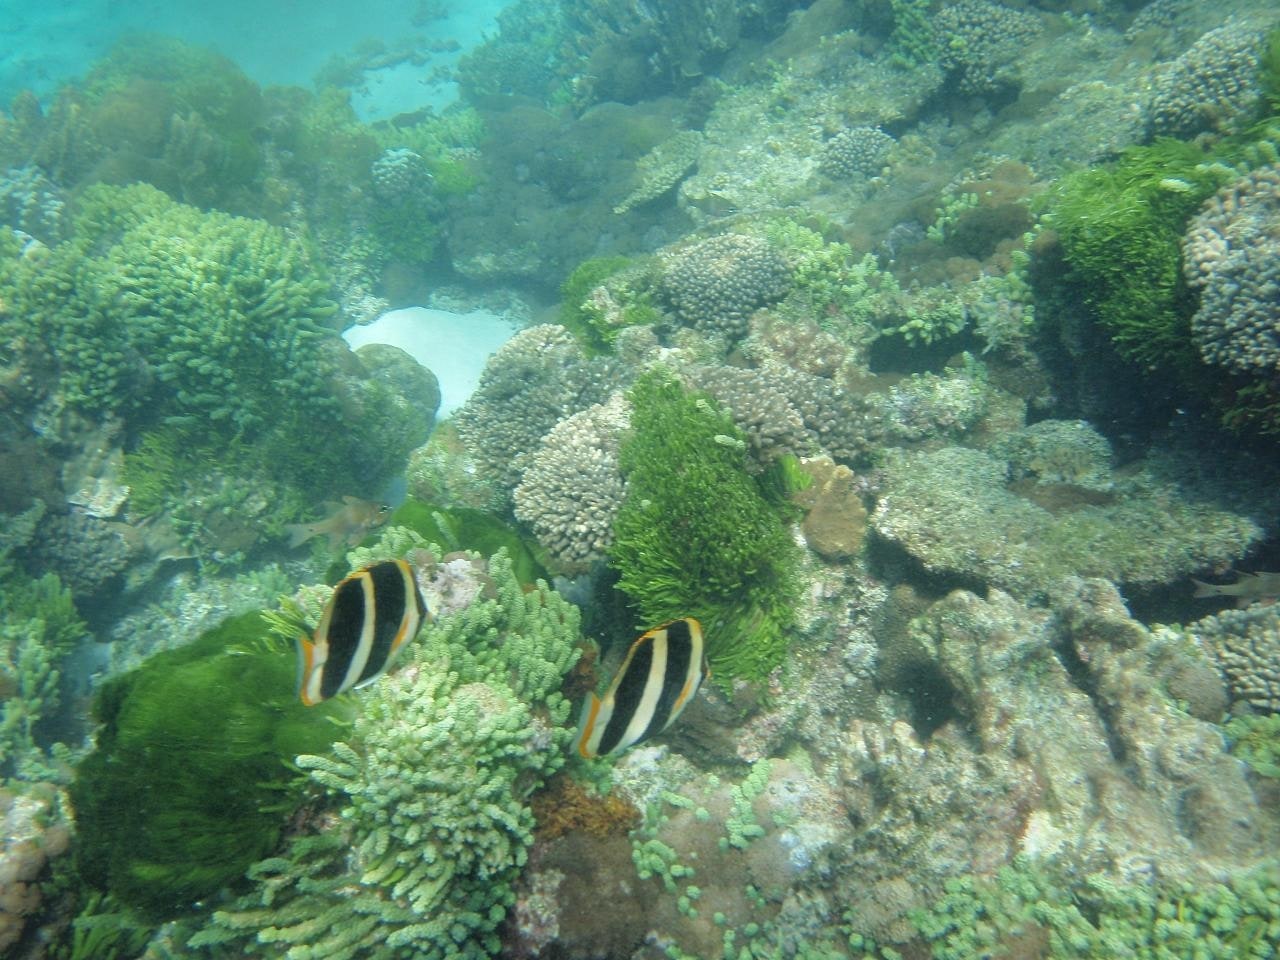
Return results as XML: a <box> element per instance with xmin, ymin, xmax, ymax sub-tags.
<box><xmin>70</xmin><ymin>613</ymin><xmax>352</xmax><ymax>918</ymax></box>
<box><xmin>607</xmin><ymin>371</ymin><xmax>799</xmax><ymax>685</ymax></box>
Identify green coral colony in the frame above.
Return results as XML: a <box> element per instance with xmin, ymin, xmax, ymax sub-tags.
<box><xmin>3</xmin><ymin>5</ymin><xmax>1280</xmax><ymax>960</ymax></box>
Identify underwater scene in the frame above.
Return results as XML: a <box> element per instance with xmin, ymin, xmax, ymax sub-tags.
<box><xmin>3</xmin><ymin>0</ymin><xmax>1280</xmax><ymax>957</ymax></box>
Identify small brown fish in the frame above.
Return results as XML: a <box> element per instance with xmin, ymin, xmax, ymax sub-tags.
<box><xmin>285</xmin><ymin>497</ymin><xmax>390</xmax><ymax>550</ymax></box>
<box><xmin>1191</xmin><ymin>571</ymin><xmax>1280</xmax><ymax>607</ymax></box>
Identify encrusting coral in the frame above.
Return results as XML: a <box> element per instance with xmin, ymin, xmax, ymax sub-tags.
<box><xmin>189</xmin><ymin>543</ymin><xmax>582</xmax><ymax>960</ymax></box>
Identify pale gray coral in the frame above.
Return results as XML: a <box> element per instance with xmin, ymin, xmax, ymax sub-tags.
<box><xmin>452</xmin><ymin>324</ymin><xmax>620</xmax><ymax>502</ymax></box>
<box><xmin>0</xmin><ymin>166</ymin><xmax>66</xmax><ymax>245</ymax></box>
<box><xmin>819</xmin><ymin>127</ymin><xmax>894</xmax><ymax>179</ymax></box>
<box><xmin>1147</xmin><ymin>21</ymin><xmax>1265</xmax><ymax>139</ymax></box>
<box><xmin>1183</xmin><ymin>163</ymin><xmax>1280</xmax><ymax>376</ymax></box>
<box><xmin>934</xmin><ymin>0</ymin><xmax>1042</xmax><ymax>96</ymax></box>
<box><xmin>659</xmin><ymin>233</ymin><xmax>792</xmax><ymax>342</ymax></box>
<box><xmin>871</xmin><ymin>444</ymin><xmax>1262</xmax><ymax>597</ymax></box>
<box><xmin>512</xmin><ymin>393</ymin><xmax>630</xmax><ymax>569</ymax></box>
<box><xmin>370</xmin><ymin>147</ymin><xmax>433</xmax><ymax>203</ymax></box>
<box><xmin>863</xmin><ymin>371</ymin><xmax>988</xmax><ymax>444</ymax></box>
<box><xmin>692</xmin><ymin>364</ymin><xmax>813</xmax><ymax>468</ymax></box>
<box><xmin>990</xmin><ymin>419</ymin><xmax>1114</xmax><ymax>492</ymax></box>
<box><xmin>1191</xmin><ymin>602</ymin><xmax>1280</xmax><ymax>712</ymax></box>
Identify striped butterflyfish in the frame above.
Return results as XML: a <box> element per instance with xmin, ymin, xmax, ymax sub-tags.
<box><xmin>296</xmin><ymin>559</ymin><xmax>427</xmax><ymax>706</ymax></box>
<box><xmin>575</xmin><ymin>617</ymin><xmax>708</xmax><ymax>759</ymax></box>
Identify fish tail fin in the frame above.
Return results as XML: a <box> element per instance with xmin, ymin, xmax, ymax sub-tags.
<box><xmin>297</xmin><ymin>634</ymin><xmax>319</xmax><ymax>705</ymax></box>
<box><xmin>1191</xmin><ymin>578</ymin><xmax>1220</xmax><ymax>598</ymax></box>
<box><xmin>286</xmin><ymin>523</ymin><xmax>315</xmax><ymax>549</ymax></box>
<box><xmin>575</xmin><ymin>693</ymin><xmax>602</xmax><ymax>759</ymax></box>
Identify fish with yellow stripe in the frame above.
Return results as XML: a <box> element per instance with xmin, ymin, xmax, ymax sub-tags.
<box><xmin>296</xmin><ymin>559</ymin><xmax>428</xmax><ymax>706</ymax></box>
<box><xmin>575</xmin><ymin>617</ymin><xmax>708</xmax><ymax>758</ymax></box>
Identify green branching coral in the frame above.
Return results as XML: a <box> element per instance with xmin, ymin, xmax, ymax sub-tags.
<box><xmin>70</xmin><ymin>613</ymin><xmax>352</xmax><ymax>919</ymax></box>
<box><xmin>0</xmin><ymin>567</ymin><xmax>86</xmax><ymax>780</ymax></box>
<box><xmin>1225</xmin><ymin>714</ymin><xmax>1280</xmax><ymax>779</ymax></box>
<box><xmin>608</xmin><ymin>371</ymin><xmax>799</xmax><ymax>685</ymax></box>
<box><xmin>0</xmin><ymin>182</ymin><xmax>339</xmax><ymax>433</ymax></box>
<box><xmin>910</xmin><ymin>857</ymin><xmax>1280</xmax><ymax>959</ymax></box>
<box><xmin>189</xmin><ymin>550</ymin><xmax>581</xmax><ymax>959</ymax></box>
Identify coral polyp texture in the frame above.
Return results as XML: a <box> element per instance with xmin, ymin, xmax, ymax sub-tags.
<box><xmin>818</xmin><ymin>126</ymin><xmax>895</xmax><ymax>179</ymax></box>
<box><xmin>1147</xmin><ymin>20</ymin><xmax>1265</xmax><ymax>139</ymax></box>
<box><xmin>659</xmin><ymin>233</ymin><xmax>792</xmax><ymax>343</ymax></box>
<box><xmin>1191</xmin><ymin>601</ymin><xmax>1280</xmax><ymax>712</ymax></box>
<box><xmin>513</xmin><ymin>392</ymin><xmax>630</xmax><ymax>570</ymax></box>
<box><xmin>452</xmin><ymin>324</ymin><xmax>619</xmax><ymax>502</ymax></box>
<box><xmin>0</xmin><ymin>182</ymin><xmax>339</xmax><ymax>434</ymax></box>
<box><xmin>1183</xmin><ymin>163</ymin><xmax>1280</xmax><ymax>376</ymax></box>
<box><xmin>933</xmin><ymin>0</ymin><xmax>1042</xmax><ymax>96</ymax></box>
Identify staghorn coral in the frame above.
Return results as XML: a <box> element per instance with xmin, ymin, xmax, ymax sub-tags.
<box><xmin>513</xmin><ymin>393</ymin><xmax>630</xmax><ymax>571</ymax></box>
<box><xmin>452</xmin><ymin>324</ymin><xmax>620</xmax><ymax>504</ymax></box>
<box><xmin>819</xmin><ymin>126</ymin><xmax>895</xmax><ymax>180</ymax></box>
<box><xmin>189</xmin><ymin>547</ymin><xmax>581</xmax><ymax>960</ymax></box>
<box><xmin>1191</xmin><ymin>601</ymin><xmax>1280</xmax><ymax>713</ymax></box>
<box><xmin>933</xmin><ymin>0</ymin><xmax>1042</xmax><ymax>97</ymax></box>
<box><xmin>1183</xmin><ymin>163</ymin><xmax>1280</xmax><ymax>377</ymax></box>
<box><xmin>1148</xmin><ymin>21</ymin><xmax>1266</xmax><ymax>140</ymax></box>
<box><xmin>659</xmin><ymin>233</ymin><xmax>792</xmax><ymax>343</ymax></box>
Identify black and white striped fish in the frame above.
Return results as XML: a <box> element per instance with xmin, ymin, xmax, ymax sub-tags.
<box><xmin>575</xmin><ymin>617</ymin><xmax>708</xmax><ymax>758</ymax></box>
<box><xmin>297</xmin><ymin>559</ymin><xmax>427</xmax><ymax>706</ymax></box>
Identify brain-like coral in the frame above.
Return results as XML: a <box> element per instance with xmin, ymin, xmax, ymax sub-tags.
<box><xmin>820</xmin><ymin>126</ymin><xmax>895</xmax><ymax>179</ymax></box>
<box><xmin>1147</xmin><ymin>21</ymin><xmax>1264</xmax><ymax>139</ymax></box>
<box><xmin>513</xmin><ymin>393</ymin><xmax>630</xmax><ymax>569</ymax></box>
<box><xmin>1191</xmin><ymin>602</ymin><xmax>1280</xmax><ymax>712</ymax></box>
<box><xmin>370</xmin><ymin>147</ymin><xmax>434</xmax><ymax>203</ymax></box>
<box><xmin>933</xmin><ymin>0</ymin><xmax>1042</xmax><ymax>96</ymax></box>
<box><xmin>1183</xmin><ymin>163</ymin><xmax>1280</xmax><ymax>377</ymax></box>
<box><xmin>659</xmin><ymin>233</ymin><xmax>792</xmax><ymax>342</ymax></box>
<box><xmin>452</xmin><ymin>324</ymin><xmax>619</xmax><ymax>502</ymax></box>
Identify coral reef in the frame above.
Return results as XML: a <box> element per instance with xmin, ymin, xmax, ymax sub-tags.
<box><xmin>613</xmin><ymin>130</ymin><xmax>703</xmax><ymax>214</ymax></box>
<box><xmin>452</xmin><ymin>325</ymin><xmax>620</xmax><ymax>503</ymax></box>
<box><xmin>189</xmin><ymin>547</ymin><xmax>581</xmax><ymax>959</ymax></box>
<box><xmin>933</xmin><ymin>0</ymin><xmax>1043</xmax><ymax>97</ymax></box>
<box><xmin>1190</xmin><ymin>601</ymin><xmax>1280</xmax><ymax>712</ymax></box>
<box><xmin>0</xmin><ymin>780</ymin><xmax>72</xmax><ymax>953</ymax></box>
<box><xmin>0</xmin><ymin>165</ymin><xmax>66</xmax><ymax>244</ymax></box>
<box><xmin>513</xmin><ymin>393</ymin><xmax>630</xmax><ymax>571</ymax></box>
<box><xmin>659</xmin><ymin>233</ymin><xmax>792</xmax><ymax>343</ymax></box>
<box><xmin>819</xmin><ymin>126</ymin><xmax>895</xmax><ymax>179</ymax></box>
<box><xmin>1148</xmin><ymin>20</ymin><xmax>1266</xmax><ymax>139</ymax></box>
<box><xmin>871</xmin><ymin>443</ymin><xmax>1262</xmax><ymax>597</ymax></box>
<box><xmin>1183</xmin><ymin>163</ymin><xmax>1280</xmax><ymax>376</ymax></box>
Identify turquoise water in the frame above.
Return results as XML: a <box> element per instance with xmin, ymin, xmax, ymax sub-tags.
<box><xmin>2</xmin><ymin>1</ymin><xmax>1280</xmax><ymax>958</ymax></box>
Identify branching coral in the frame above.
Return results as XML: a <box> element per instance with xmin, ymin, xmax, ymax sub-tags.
<box><xmin>1183</xmin><ymin>163</ymin><xmax>1280</xmax><ymax>377</ymax></box>
<box><xmin>1148</xmin><ymin>21</ymin><xmax>1266</xmax><ymax>139</ymax></box>
<box><xmin>189</xmin><ymin>548</ymin><xmax>581</xmax><ymax>959</ymax></box>
<box><xmin>659</xmin><ymin>233</ymin><xmax>792</xmax><ymax>343</ymax></box>
<box><xmin>0</xmin><ymin>182</ymin><xmax>339</xmax><ymax>433</ymax></box>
